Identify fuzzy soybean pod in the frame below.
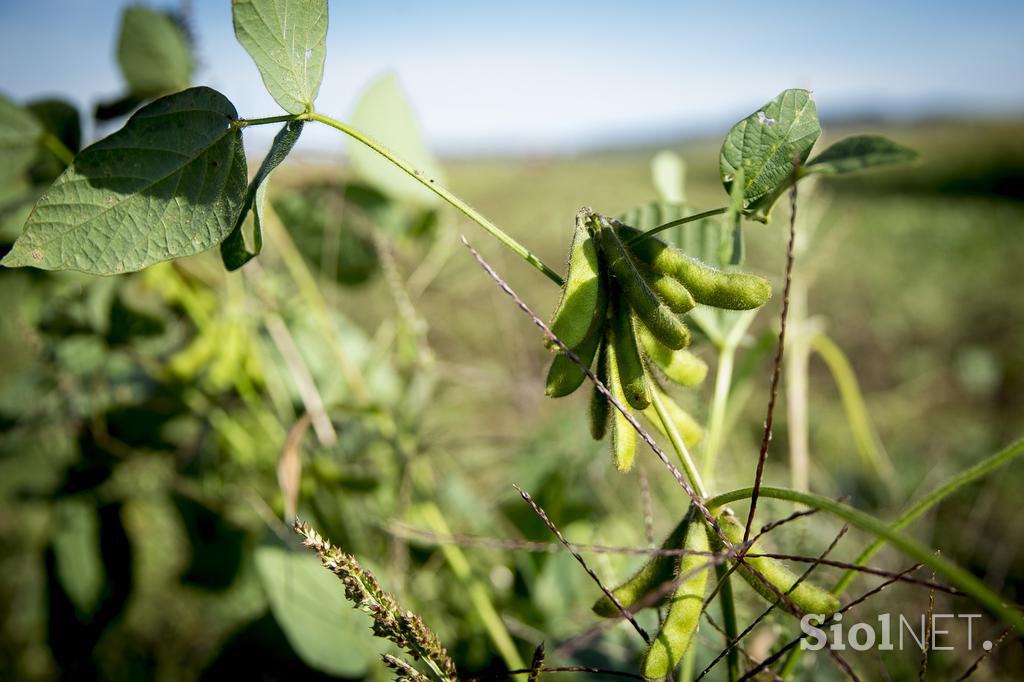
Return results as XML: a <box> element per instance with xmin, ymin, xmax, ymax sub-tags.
<box><xmin>597</xmin><ymin>220</ymin><xmax>690</xmax><ymax>350</ymax></box>
<box><xmin>638</xmin><ymin>262</ymin><xmax>696</xmax><ymax>315</ymax></box>
<box><xmin>544</xmin><ymin>315</ymin><xmax>604</xmax><ymax>398</ymax></box>
<box><xmin>641</xmin><ymin>382</ymin><xmax>704</xmax><ymax>449</ymax></box>
<box><xmin>547</xmin><ymin>217</ymin><xmax>607</xmax><ymax>350</ymax></box>
<box><xmin>611</xmin><ymin>303</ymin><xmax>651</xmax><ymax>410</ymax></box>
<box><xmin>604</xmin><ymin>331</ymin><xmax>637</xmax><ymax>471</ymax></box>
<box><xmin>710</xmin><ymin>513</ymin><xmax>840</xmax><ymax>617</ymax></box>
<box><xmin>591</xmin><ymin>514</ymin><xmax>692</xmax><ymax>617</ymax></box>
<box><xmin>621</xmin><ymin>226</ymin><xmax>772</xmax><ymax>311</ymax></box>
<box><xmin>641</xmin><ymin>514</ymin><xmax>712</xmax><ymax>680</ymax></box>
<box><xmin>589</xmin><ymin>341</ymin><xmax>611</xmax><ymax>440</ymax></box>
<box><xmin>637</xmin><ymin>324</ymin><xmax>708</xmax><ymax>387</ymax></box>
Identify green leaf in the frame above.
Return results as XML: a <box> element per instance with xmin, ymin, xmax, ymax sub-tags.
<box><xmin>232</xmin><ymin>0</ymin><xmax>328</xmax><ymax>115</ymax></box>
<box><xmin>719</xmin><ymin>89</ymin><xmax>820</xmax><ymax>215</ymax></box>
<box><xmin>0</xmin><ymin>93</ymin><xmax>42</xmax><ymax>188</ymax></box>
<box><xmin>221</xmin><ymin>120</ymin><xmax>304</xmax><ymax>270</ymax></box>
<box><xmin>803</xmin><ymin>134</ymin><xmax>918</xmax><ymax>176</ymax></box>
<box><xmin>349</xmin><ymin>73</ymin><xmax>445</xmax><ymax>207</ymax></box>
<box><xmin>2</xmin><ymin>87</ymin><xmax>247</xmax><ymax>274</ymax></box>
<box><xmin>117</xmin><ymin>6</ymin><xmax>193</xmax><ymax>97</ymax></box>
<box><xmin>255</xmin><ymin>544</ymin><xmax>375</xmax><ymax>677</ymax></box>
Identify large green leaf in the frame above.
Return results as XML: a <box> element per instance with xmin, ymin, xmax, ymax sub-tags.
<box><xmin>719</xmin><ymin>89</ymin><xmax>820</xmax><ymax>214</ymax></box>
<box><xmin>0</xmin><ymin>93</ymin><xmax>42</xmax><ymax>188</ymax></box>
<box><xmin>233</xmin><ymin>0</ymin><xmax>328</xmax><ymax>115</ymax></box>
<box><xmin>254</xmin><ymin>544</ymin><xmax>375</xmax><ymax>677</ymax></box>
<box><xmin>221</xmin><ymin>120</ymin><xmax>304</xmax><ymax>270</ymax></box>
<box><xmin>2</xmin><ymin>87</ymin><xmax>248</xmax><ymax>274</ymax></box>
<box><xmin>349</xmin><ymin>73</ymin><xmax>445</xmax><ymax>207</ymax></box>
<box><xmin>117</xmin><ymin>6</ymin><xmax>193</xmax><ymax>97</ymax></box>
<box><xmin>802</xmin><ymin>134</ymin><xmax>918</xmax><ymax>176</ymax></box>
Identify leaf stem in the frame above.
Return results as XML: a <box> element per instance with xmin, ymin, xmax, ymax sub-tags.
<box><xmin>624</xmin><ymin>207</ymin><xmax>730</xmax><ymax>244</ymax></box>
<box><xmin>40</xmin><ymin>131</ymin><xmax>74</xmax><ymax>166</ymax></box>
<box><xmin>701</xmin><ymin>310</ymin><xmax>757</xmax><ymax>485</ymax></box>
<box><xmin>704</xmin><ymin>484</ymin><xmax>1024</xmax><ymax>636</ymax></box>
<box><xmin>714</xmin><ymin>562</ymin><xmax>741</xmax><ymax>682</ymax></box>
<box><xmin>650</xmin><ymin>387</ymin><xmax>707</xmax><ymax>499</ymax></box>
<box><xmin>302</xmin><ymin>112</ymin><xmax>564</xmax><ymax>286</ymax></box>
<box><xmin>236</xmin><ymin>113</ymin><xmax>306</xmax><ymax>128</ymax></box>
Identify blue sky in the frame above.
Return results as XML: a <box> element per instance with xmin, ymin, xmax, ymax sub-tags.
<box><xmin>1</xmin><ymin>1</ymin><xmax>1022</xmax><ymax>155</ymax></box>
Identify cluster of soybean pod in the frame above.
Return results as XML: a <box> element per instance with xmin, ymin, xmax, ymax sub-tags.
<box><xmin>545</xmin><ymin>207</ymin><xmax>769</xmax><ymax>471</ymax></box>
<box><xmin>545</xmin><ymin>208</ymin><xmax>839</xmax><ymax>679</ymax></box>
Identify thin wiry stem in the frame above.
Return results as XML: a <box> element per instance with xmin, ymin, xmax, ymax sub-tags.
<box><xmin>738</xmin><ymin>563</ymin><xmax>925</xmax><ymax>681</ymax></box>
<box><xmin>695</xmin><ymin>526</ymin><xmax>848</xmax><ymax>681</ymax></box>
<box><xmin>744</xmin><ymin>159</ymin><xmax>801</xmax><ymax>544</ymax></box>
<box><xmin>743</xmin><ymin>554</ymin><xmax>959</xmax><ymax>595</ymax></box>
<box><xmin>513</xmin><ymin>484</ymin><xmax>650</xmax><ymax>644</ymax></box>
<box><xmin>954</xmin><ymin>627</ymin><xmax>1011</xmax><ymax>681</ymax></box>
<box><xmin>706</xmin><ymin>485</ymin><xmax>1024</xmax><ymax>635</ymax></box>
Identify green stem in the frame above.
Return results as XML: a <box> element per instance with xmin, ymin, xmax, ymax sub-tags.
<box><xmin>236</xmin><ymin>113</ymin><xmax>307</xmax><ymax>128</ymax></box>
<box><xmin>40</xmin><ymin>131</ymin><xmax>74</xmax><ymax>166</ymax></box>
<box><xmin>714</xmin><ymin>562</ymin><xmax>741</xmax><ymax>682</ymax></box>
<box><xmin>624</xmin><ymin>207</ymin><xmax>729</xmax><ymax>244</ymax></box>
<box><xmin>701</xmin><ymin>310</ymin><xmax>757</xmax><ymax>484</ymax></box>
<box><xmin>784</xmin><ymin>438</ymin><xmax>1024</xmax><ymax>680</ymax></box>
<box><xmin>833</xmin><ymin>437</ymin><xmax>1024</xmax><ymax>595</ymax></box>
<box><xmin>704</xmin><ymin>483</ymin><xmax>1024</xmax><ymax>636</ymax></box>
<box><xmin>651</xmin><ymin>387</ymin><xmax>707</xmax><ymax>498</ymax></box>
<box><xmin>305</xmin><ymin>112</ymin><xmax>564</xmax><ymax>286</ymax></box>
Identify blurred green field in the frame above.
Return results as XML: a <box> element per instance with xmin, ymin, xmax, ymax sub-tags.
<box><xmin>2</xmin><ymin>116</ymin><xmax>1023</xmax><ymax>681</ymax></box>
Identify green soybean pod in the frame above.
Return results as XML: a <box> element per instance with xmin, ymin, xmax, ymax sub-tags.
<box><xmin>589</xmin><ymin>341</ymin><xmax>610</xmax><ymax>440</ymax></box>
<box><xmin>641</xmin><ymin>382</ymin><xmax>704</xmax><ymax>449</ymax></box>
<box><xmin>547</xmin><ymin>216</ymin><xmax>607</xmax><ymax>349</ymax></box>
<box><xmin>637</xmin><ymin>324</ymin><xmax>708</xmax><ymax>387</ymax></box>
<box><xmin>597</xmin><ymin>220</ymin><xmax>690</xmax><ymax>350</ymax></box>
<box><xmin>641</xmin><ymin>514</ymin><xmax>711</xmax><ymax>680</ymax></box>
<box><xmin>611</xmin><ymin>301</ymin><xmax>651</xmax><ymax>410</ymax></box>
<box><xmin>619</xmin><ymin>224</ymin><xmax>772</xmax><ymax>311</ymax></box>
<box><xmin>592</xmin><ymin>514</ymin><xmax>692</xmax><ymax>617</ymax></box>
<box><xmin>638</xmin><ymin>262</ymin><xmax>696</xmax><ymax>314</ymax></box>
<box><xmin>710</xmin><ymin>513</ymin><xmax>840</xmax><ymax>617</ymax></box>
<box><xmin>604</xmin><ymin>331</ymin><xmax>637</xmax><ymax>471</ymax></box>
<box><xmin>544</xmin><ymin>315</ymin><xmax>604</xmax><ymax>397</ymax></box>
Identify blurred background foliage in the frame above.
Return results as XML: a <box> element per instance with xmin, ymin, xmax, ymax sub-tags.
<box><xmin>1</xmin><ymin>3</ymin><xmax>1023</xmax><ymax>682</ymax></box>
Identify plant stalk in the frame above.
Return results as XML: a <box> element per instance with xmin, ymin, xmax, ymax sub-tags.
<box><xmin>306</xmin><ymin>112</ymin><xmax>564</xmax><ymax>286</ymax></box>
<box><xmin>705</xmin><ymin>483</ymin><xmax>1024</xmax><ymax>636</ymax></box>
<box><xmin>651</xmin><ymin>387</ymin><xmax>708</xmax><ymax>499</ymax></box>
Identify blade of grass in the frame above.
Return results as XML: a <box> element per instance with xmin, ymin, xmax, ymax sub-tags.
<box><xmin>809</xmin><ymin>332</ymin><xmax>895</xmax><ymax>482</ymax></box>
